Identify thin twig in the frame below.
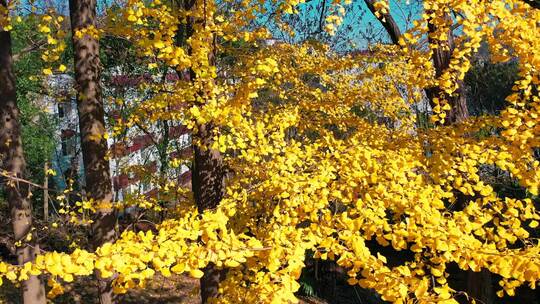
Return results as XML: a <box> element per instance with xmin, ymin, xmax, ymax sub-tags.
<box><xmin>12</xmin><ymin>39</ymin><xmax>47</xmax><ymax>62</ymax></box>
<box><xmin>0</xmin><ymin>171</ymin><xmax>58</xmax><ymax>192</ymax></box>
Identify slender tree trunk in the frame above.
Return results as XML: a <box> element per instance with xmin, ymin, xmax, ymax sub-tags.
<box><xmin>424</xmin><ymin>13</ymin><xmax>490</xmax><ymax>303</ymax></box>
<box><xmin>0</xmin><ymin>9</ymin><xmax>46</xmax><ymax>304</ymax></box>
<box><xmin>43</xmin><ymin>162</ymin><xmax>49</xmax><ymax>222</ymax></box>
<box><xmin>175</xmin><ymin>0</ymin><xmax>227</xmax><ymax>301</ymax></box>
<box><xmin>425</xmin><ymin>16</ymin><xmax>469</xmax><ymax>124</ymax></box>
<box><xmin>158</xmin><ymin>120</ymin><xmax>170</xmax><ymax>221</ymax></box>
<box><xmin>68</xmin><ymin>1</ymin><xmax>116</xmax><ymax>303</ymax></box>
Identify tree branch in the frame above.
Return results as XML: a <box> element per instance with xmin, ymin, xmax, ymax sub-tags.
<box><xmin>12</xmin><ymin>39</ymin><xmax>47</xmax><ymax>62</ymax></box>
<box><xmin>363</xmin><ymin>0</ymin><xmax>402</xmax><ymax>45</ymax></box>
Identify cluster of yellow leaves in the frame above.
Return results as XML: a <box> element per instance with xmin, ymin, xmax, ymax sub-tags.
<box><xmin>39</xmin><ymin>13</ymin><xmax>68</xmax><ymax>75</ymax></box>
<box><xmin>323</xmin><ymin>5</ymin><xmax>346</xmax><ymax>35</ymax></box>
<box><xmin>395</xmin><ymin>0</ymin><xmax>540</xmax><ymax>125</ymax></box>
<box><xmin>52</xmin><ymin>178</ymin><xmax>95</xmax><ymax>226</ymax></box>
<box><xmin>0</xmin><ymin>0</ymin><xmax>12</xmax><ymax>31</ymax></box>
<box><xmin>373</xmin><ymin>0</ymin><xmax>390</xmax><ymax>17</ymax></box>
<box><xmin>1</xmin><ymin>0</ymin><xmax>540</xmax><ymax>303</ymax></box>
<box><xmin>73</xmin><ymin>24</ymin><xmax>101</xmax><ymax>40</ymax></box>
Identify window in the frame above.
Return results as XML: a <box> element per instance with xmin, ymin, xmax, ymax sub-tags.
<box><xmin>58</xmin><ymin>102</ymin><xmax>73</xmax><ymax>119</ymax></box>
<box><xmin>61</xmin><ymin>131</ymin><xmax>77</xmax><ymax>156</ymax></box>
<box><xmin>61</xmin><ymin>138</ymin><xmax>76</xmax><ymax>156</ymax></box>
<box><xmin>58</xmin><ymin>103</ymin><xmax>64</xmax><ymax>118</ymax></box>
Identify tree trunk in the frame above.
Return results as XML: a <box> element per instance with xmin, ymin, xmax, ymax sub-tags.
<box><xmin>192</xmin><ymin>123</ymin><xmax>227</xmax><ymax>303</ymax></box>
<box><xmin>0</xmin><ymin>9</ymin><xmax>46</xmax><ymax>304</ymax></box>
<box><xmin>43</xmin><ymin>162</ymin><xmax>49</xmax><ymax>222</ymax></box>
<box><xmin>363</xmin><ymin>2</ymin><xmax>469</xmax><ymax>124</ymax></box>
<box><xmin>175</xmin><ymin>0</ymin><xmax>227</xmax><ymax>301</ymax></box>
<box><xmin>425</xmin><ymin>17</ymin><xmax>469</xmax><ymax>124</ymax></box>
<box><xmin>365</xmin><ymin>4</ymin><xmax>490</xmax><ymax>302</ymax></box>
<box><xmin>425</xmin><ymin>14</ymin><xmax>490</xmax><ymax>302</ymax></box>
<box><xmin>467</xmin><ymin>269</ymin><xmax>493</xmax><ymax>304</ymax></box>
<box><xmin>68</xmin><ymin>1</ymin><xmax>116</xmax><ymax>303</ymax></box>
<box><xmin>192</xmin><ymin>123</ymin><xmax>225</xmax><ymax>214</ymax></box>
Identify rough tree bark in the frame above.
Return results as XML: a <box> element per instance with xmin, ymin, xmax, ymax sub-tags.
<box><xmin>364</xmin><ymin>3</ymin><xmax>491</xmax><ymax>303</ymax></box>
<box><xmin>192</xmin><ymin>123</ymin><xmax>227</xmax><ymax>303</ymax></box>
<box><xmin>0</xmin><ymin>5</ymin><xmax>46</xmax><ymax>303</ymax></box>
<box><xmin>466</xmin><ymin>269</ymin><xmax>493</xmax><ymax>304</ymax></box>
<box><xmin>68</xmin><ymin>0</ymin><xmax>116</xmax><ymax>303</ymax></box>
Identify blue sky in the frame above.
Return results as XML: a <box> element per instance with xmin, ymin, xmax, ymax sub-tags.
<box><xmin>17</xmin><ymin>0</ymin><xmax>423</xmax><ymax>50</ymax></box>
<box><xmin>266</xmin><ymin>0</ymin><xmax>423</xmax><ymax>50</ymax></box>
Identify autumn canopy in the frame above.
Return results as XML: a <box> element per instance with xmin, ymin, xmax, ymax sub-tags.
<box><xmin>0</xmin><ymin>0</ymin><xmax>539</xmax><ymax>303</ymax></box>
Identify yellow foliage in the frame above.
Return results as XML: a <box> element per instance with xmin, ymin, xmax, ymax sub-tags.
<box><xmin>1</xmin><ymin>0</ymin><xmax>540</xmax><ymax>303</ymax></box>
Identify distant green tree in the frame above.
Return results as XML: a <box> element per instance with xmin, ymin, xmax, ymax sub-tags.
<box><xmin>10</xmin><ymin>16</ymin><xmax>57</xmax><ymax>204</ymax></box>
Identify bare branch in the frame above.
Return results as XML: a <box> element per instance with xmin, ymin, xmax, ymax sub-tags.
<box><xmin>12</xmin><ymin>39</ymin><xmax>47</xmax><ymax>62</ymax></box>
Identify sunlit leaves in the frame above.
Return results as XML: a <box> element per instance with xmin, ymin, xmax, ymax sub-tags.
<box><xmin>1</xmin><ymin>0</ymin><xmax>540</xmax><ymax>303</ymax></box>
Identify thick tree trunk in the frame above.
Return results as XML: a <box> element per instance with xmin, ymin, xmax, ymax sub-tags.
<box><xmin>192</xmin><ymin>124</ymin><xmax>227</xmax><ymax>303</ymax></box>
<box><xmin>192</xmin><ymin>123</ymin><xmax>225</xmax><ymax>213</ymax></box>
<box><xmin>0</xmin><ymin>11</ymin><xmax>46</xmax><ymax>304</ymax></box>
<box><xmin>467</xmin><ymin>269</ymin><xmax>493</xmax><ymax>304</ymax></box>
<box><xmin>191</xmin><ymin>119</ymin><xmax>227</xmax><ymax>304</ymax></box>
<box><xmin>68</xmin><ymin>1</ymin><xmax>116</xmax><ymax>303</ymax></box>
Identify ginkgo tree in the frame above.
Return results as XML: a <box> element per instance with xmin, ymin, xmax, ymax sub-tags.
<box><xmin>0</xmin><ymin>0</ymin><xmax>539</xmax><ymax>303</ymax></box>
